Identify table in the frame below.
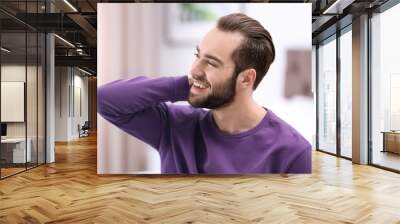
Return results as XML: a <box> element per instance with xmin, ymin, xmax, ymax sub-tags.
<box><xmin>381</xmin><ymin>131</ymin><xmax>400</xmax><ymax>154</ymax></box>
<box><xmin>1</xmin><ymin>138</ymin><xmax>32</xmax><ymax>163</ymax></box>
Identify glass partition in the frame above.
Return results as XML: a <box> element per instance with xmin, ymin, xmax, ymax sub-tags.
<box><xmin>0</xmin><ymin>1</ymin><xmax>46</xmax><ymax>179</ymax></box>
<box><xmin>1</xmin><ymin>30</ymin><xmax>28</xmax><ymax>177</ymax></box>
<box><xmin>317</xmin><ymin>36</ymin><xmax>337</xmax><ymax>154</ymax></box>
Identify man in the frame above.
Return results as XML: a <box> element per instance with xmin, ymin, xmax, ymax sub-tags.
<box><xmin>98</xmin><ymin>13</ymin><xmax>312</xmax><ymax>174</ymax></box>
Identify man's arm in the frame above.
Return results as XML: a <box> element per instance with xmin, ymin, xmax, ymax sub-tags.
<box><xmin>97</xmin><ymin>75</ymin><xmax>190</xmax><ymax>149</ymax></box>
<box><xmin>285</xmin><ymin>146</ymin><xmax>312</xmax><ymax>173</ymax></box>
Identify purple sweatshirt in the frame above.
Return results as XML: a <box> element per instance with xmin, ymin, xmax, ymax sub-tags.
<box><xmin>97</xmin><ymin>75</ymin><xmax>312</xmax><ymax>174</ymax></box>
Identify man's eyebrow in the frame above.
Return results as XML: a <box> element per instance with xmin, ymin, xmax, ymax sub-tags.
<box><xmin>196</xmin><ymin>45</ymin><xmax>224</xmax><ymax>66</ymax></box>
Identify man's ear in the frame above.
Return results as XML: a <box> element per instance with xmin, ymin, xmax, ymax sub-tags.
<box><xmin>238</xmin><ymin>69</ymin><xmax>257</xmax><ymax>88</ymax></box>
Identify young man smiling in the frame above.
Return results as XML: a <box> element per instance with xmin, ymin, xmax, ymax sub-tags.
<box><xmin>98</xmin><ymin>13</ymin><xmax>312</xmax><ymax>174</ymax></box>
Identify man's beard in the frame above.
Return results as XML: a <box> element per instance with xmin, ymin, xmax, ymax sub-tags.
<box><xmin>188</xmin><ymin>73</ymin><xmax>237</xmax><ymax>109</ymax></box>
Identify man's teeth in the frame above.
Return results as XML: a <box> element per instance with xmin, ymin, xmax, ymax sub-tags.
<box><xmin>193</xmin><ymin>82</ymin><xmax>207</xmax><ymax>89</ymax></box>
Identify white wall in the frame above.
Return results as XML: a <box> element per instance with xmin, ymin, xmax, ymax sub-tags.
<box><xmin>54</xmin><ymin>67</ymin><xmax>89</xmax><ymax>141</ymax></box>
<box><xmin>71</xmin><ymin>73</ymin><xmax>89</xmax><ymax>138</ymax></box>
<box><xmin>55</xmin><ymin>67</ymin><xmax>68</xmax><ymax>141</ymax></box>
<box><xmin>98</xmin><ymin>3</ymin><xmax>313</xmax><ymax>174</ymax></box>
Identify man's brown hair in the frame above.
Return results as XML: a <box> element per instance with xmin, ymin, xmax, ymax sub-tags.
<box><xmin>217</xmin><ymin>13</ymin><xmax>275</xmax><ymax>90</ymax></box>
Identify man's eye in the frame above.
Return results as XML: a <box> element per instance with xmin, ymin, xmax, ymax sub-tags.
<box><xmin>194</xmin><ymin>53</ymin><xmax>199</xmax><ymax>58</ymax></box>
<box><xmin>206</xmin><ymin>60</ymin><xmax>217</xmax><ymax>67</ymax></box>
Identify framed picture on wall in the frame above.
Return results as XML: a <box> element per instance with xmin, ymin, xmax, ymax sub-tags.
<box><xmin>163</xmin><ymin>3</ymin><xmax>246</xmax><ymax>46</ymax></box>
<box><xmin>1</xmin><ymin>81</ymin><xmax>25</xmax><ymax>122</ymax></box>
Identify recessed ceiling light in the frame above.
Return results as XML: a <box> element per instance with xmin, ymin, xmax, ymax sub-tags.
<box><xmin>323</xmin><ymin>0</ymin><xmax>354</xmax><ymax>15</ymax></box>
<box><xmin>63</xmin><ymin>0</ymin><xmax>78</xmax><ymax>12</ymax></box>
<box><xmin>1</xmin><ymin>47</ymin><xmax>11</xmax><ymax>53</ymax></box>
<box><xmin>54</xmin><ymin>34</ymin><xmax>75</xmax><ymax>48</ymax></box>
<box><xmin>78</xmin><ymin>67</ymin><xmax>93</xmax><ymax>76</ymax></box>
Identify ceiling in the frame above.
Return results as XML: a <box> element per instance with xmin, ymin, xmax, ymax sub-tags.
<box><xmin>0</xmin><ymin>0</ymin><xmax>393</xmax><ymax>75</ymax></box>
<box><xmin>310</xmin><ymin>0</ymin><xmax>389</xmax><ymax>44</ymax></box>
<box><xmin>1</xmin><ymin>0</ymin><xmax>98</xmax><ymax>74</ymax></box>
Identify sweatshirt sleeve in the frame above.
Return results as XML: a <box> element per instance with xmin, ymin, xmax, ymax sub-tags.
<box><xmin>97</xmin><ymin>75</ymin><xmax>190</xmax><ymax>149</ymax></box>
<box><xmin>285</xmin><ymin>145</ymin><xmax>312</xmax><ymax>174</ymax></box>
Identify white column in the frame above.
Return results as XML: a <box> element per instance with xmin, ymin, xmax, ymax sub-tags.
<box><xmin>46</xmin><ymin>33</ymin><xmax>55</xmax><ymax>163</ymax></box>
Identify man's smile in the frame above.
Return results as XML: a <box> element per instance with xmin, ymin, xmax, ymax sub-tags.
<box><xmin>190</xmin><ymin>80</ymin><xmax>210</xmax><ymax>95</ymax></box>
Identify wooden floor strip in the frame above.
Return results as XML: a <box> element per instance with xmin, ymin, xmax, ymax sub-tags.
<box><xmin>0</xmin><ymin>133</ymin><xmax>400</xmax><ymax>223</ymax></box>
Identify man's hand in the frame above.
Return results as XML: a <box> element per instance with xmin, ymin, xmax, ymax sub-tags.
<box><xmin>188</xmin><ymin>74</ymin><xmax>194</xmax><ymax>86</ymax></box>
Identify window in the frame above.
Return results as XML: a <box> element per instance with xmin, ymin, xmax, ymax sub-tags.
<box><xmin>370</xmin><ymin>2</ymin><xmax>400</xmax><ymax>171</ymax></box>
<box><xmin>317</xmin><ymin>36</ymin><xmax>337</xmax><ymax>154</ymax></box>
<box><xmin>339</xmin><ymin>28</ymin><xmax>352</xmax><ymax>158</ymax></box>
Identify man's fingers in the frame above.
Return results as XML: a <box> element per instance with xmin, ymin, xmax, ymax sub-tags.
<box><xmin>188</xmin><ymin>74</ymin><xmax>194</xmax><ymax>86</ymax></box>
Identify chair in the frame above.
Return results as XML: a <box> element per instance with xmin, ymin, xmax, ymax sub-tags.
<box><xmin>79</xmin><ymin>121</ymin><xmax>90</xmax><ymax>138</ymax></box>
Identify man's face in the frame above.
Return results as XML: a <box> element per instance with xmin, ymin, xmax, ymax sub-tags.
<box><xmin>188</xmin><ymin>28</ymin><xmax>243</xmax><ymax>109</ymax></box>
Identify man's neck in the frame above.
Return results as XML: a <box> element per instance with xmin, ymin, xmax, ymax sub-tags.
<box><xmin>211</xmin><ymin>98</ymin><xmax>267</xmax><ymax>134</ymax></box>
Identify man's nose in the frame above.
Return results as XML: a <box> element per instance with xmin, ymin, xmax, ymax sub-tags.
<box><xmin>190</xmin><ymin>61</ymin><xmax>206</xmax><ymax>80</ymax></box>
